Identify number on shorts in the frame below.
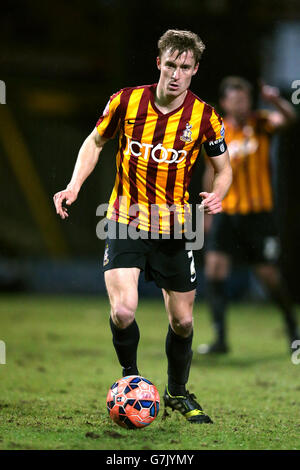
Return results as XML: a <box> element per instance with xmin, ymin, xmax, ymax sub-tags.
<box><xmin>188</xmin><ymin>250</ymin><xmax>196</xmax><ymax>282</ymax></box>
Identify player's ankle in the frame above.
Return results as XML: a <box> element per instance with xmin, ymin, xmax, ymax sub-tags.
<box><xmin>216</xmin><ymin>337</ymin><xmax>227</xmax><ymax>345</ymax></box>
<box><xmin>167</xmin><ymin>382</ymin><xmax>186</xmax><ymax>397</ymax></box>
<box><xmin>122</xmin><ymin>366</ymin><xmax>139</xmax><ymax>377</ymax></box>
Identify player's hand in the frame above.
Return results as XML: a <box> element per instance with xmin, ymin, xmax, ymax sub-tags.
<box><xmin>260</xmin><ymin>81</ymin><xmax>280</xmax><ymax>103</ymax></box>
<box><xmin>199</xmin><ymin>192</ymin><xmax>222</xmax><ymax>215</ymax></box>
<box><xmin>53</xmin><ymin>187</ymin><xmax>78</xmax><ymax>219</ymax></box>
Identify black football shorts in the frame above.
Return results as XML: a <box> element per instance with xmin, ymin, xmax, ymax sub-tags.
<box><xmin>102</xmin><ymin>221</ymin><xmax>197</xmax><ymax>292</ymax></box>
<box><xmin>205</xmin><ymin>211</ymin><xmax>280</xmax><ymax>264</ymax></box>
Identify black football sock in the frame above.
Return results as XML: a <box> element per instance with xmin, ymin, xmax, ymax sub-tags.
<box><xmin>266</xmin><ymin>282</ymin><xmax>299</xmax><ymax>341</ymax></box>
<box><xmin>166</xmin><ymin>325</ymin><xmax>193</xmax><ymax>396</ymax></box>
<box><xmin>109</xmin><ymin>317</ymin><xmax>140</xmax><ymax>376</ymax></box>
<box><xmin>206</xmin><ymin>279</ymin><xmax>228</xmax><ymax>344</ymax></box>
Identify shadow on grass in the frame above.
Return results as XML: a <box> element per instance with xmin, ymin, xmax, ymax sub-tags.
<box><xmin>192</xmin><ymin>352</ymin><xmax>289</xmax><ymax>369</ymax></box>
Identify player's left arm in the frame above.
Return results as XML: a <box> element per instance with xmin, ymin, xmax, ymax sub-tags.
<box><xmin>260</xmin><ymin>83</ymin><xmax>297</xmax><ymax>130</ymax></box>
<box><xmin>200</xmin><ymin>149</ymin><xmax>232</xmax><ymax>215</ymax></box>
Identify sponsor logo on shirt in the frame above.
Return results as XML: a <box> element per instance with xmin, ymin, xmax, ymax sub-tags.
<box><xmin>228</xmin><ymin>137</ymin><xmax>259</xmax><ymax>160</ymax></box>
<box><xmin>124</xmin><ymin>137</ymin><xmax>187</xmax><ymax>164</ymax></box>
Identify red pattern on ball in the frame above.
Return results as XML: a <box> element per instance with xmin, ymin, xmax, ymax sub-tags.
<box><xmin>106</xmin><ymin>375</ymin><xmax>160</xmax><ymax>429</ymax></box>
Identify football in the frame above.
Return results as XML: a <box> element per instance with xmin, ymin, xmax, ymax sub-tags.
<box><xmin>106</xmin><ymin>375</ymin><xmax>160</xmax><ymax>429</ymax></box>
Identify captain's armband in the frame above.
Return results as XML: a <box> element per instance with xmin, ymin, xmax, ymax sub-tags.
<box><xmin>204</xmin><ymin>138</ymin><xmax>227</xmax><ymax>157</ymax></box>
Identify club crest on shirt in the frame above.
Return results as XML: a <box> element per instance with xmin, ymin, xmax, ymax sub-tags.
<box><xmin>180</xmin><ymin>122</ymin><xmax>193</xmax><ymax>143</ymax></box>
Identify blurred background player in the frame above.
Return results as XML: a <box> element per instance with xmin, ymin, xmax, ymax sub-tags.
<box><xmin>53</xmin><ymin>30</ymin><xmax>232</xmax><ymax>423</ymax></box>
<box><xmin>198</xmin><ymin>76</ymin><xmax>299</xmax><ymax>355</ymax></box>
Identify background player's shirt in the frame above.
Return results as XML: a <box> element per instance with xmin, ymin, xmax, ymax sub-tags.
<box><xmin>96</xmin><ymin>84</ymin><xmax>226</xmax><ymax>233</ymax></box>
<box><xmin>221</xmin><ymin>111</ymin><xmax>276</xmax><ymax>215</ymax></box>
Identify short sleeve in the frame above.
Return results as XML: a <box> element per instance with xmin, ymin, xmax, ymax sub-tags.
<box><xmin>202</xmin><ymin>108</ymin><xmax>227</xmax><ymax>157</ymax></box>
<box><xmin>96</xmin><ymin>90</ymin><xmax>123</xmax><ymax>139</ymax></box>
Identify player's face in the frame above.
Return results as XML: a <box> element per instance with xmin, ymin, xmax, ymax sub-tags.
<box><xmin>157</xmin><ymin>49</ymin><xmax>199</xmax><ymax>98</ymax></box>
<box><xmin>221</xmin><ymin>89</ymin><xmax>252</xmax><ymax>119</ymax></box>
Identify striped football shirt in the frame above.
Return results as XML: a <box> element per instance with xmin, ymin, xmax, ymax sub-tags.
<box><xmin>221</xmin><ymin>111</ymin><xmax>275</xmax><ymax>215</ymax></box>
<box><xmin>96</xmin><ymin>84</ymin><xmax>226</xmax><ymax>233</ymax></box>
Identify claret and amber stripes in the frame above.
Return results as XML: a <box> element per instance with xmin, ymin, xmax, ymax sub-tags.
<box><xmin>96</xmin><ymin>84</ymin><xmax>225</xmax><ymax>233</ymax></box>
<box><xmin>221</xmin><ymin>113</ymin><xmax>274</xmax><ymax>215</ymax></box>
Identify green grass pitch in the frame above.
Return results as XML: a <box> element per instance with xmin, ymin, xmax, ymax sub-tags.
<box><xmin>0</xmin><ymin>294</ymin><xmax>299</xmax><ymax>450</ymax></box>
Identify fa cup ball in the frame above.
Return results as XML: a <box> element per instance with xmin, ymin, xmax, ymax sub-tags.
<box><xmin>106</xmin><ymin>375</ymin><xmax>160</xmax><ymax>429</ymax></box>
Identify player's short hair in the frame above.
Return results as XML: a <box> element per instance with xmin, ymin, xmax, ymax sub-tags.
<box><xmin>158</xmin><ymin>29</ymin><xmax>205</xmax><ymax>65</ymax></box>
<box><xmin>219</xmin><ymin>76</ymin><xmax>253</xmax><ymax>99</ymax></box>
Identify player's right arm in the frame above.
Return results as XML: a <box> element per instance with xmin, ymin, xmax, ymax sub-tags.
<box><xmin>53</xmin><ymin>129</ymin><xmax>108</xmax><ymax>219</ymax></box>
<box><xmin>54</xmin><ymin>89</ymin><xmax>122</xmax><ymax>219</ymax></box>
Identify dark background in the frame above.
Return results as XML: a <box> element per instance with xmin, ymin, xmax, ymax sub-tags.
<box><xmin>1</xmin><ymin>0</ymin><xmax>300</xmax><ymax>298</ymax></box>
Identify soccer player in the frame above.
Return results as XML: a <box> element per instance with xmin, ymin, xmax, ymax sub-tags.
<box><xmin>198</xmin><ymin>76</ymin><xmax>299</xmax><ymax>355</ymax></box>
<box><xmin>53</xmin><ymin>30</ymin><xmax>232</xmax><ymax>423</ymax></box>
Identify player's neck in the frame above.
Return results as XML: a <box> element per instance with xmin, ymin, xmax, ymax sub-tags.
<box><xmin>154</xmin><ymin>85</ymin><xmax>187</xmax><ymax>114</ymax></box>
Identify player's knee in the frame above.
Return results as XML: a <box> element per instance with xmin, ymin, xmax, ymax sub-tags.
<box><xmin>171</xmin><ymin>317</ymin><xmax>193</xmax><ymax>337</ymax></box>
<box><xmin>111</xmin><ymin>303</ymin><xmax>135</xmax><ymax>329</ymax></box>
<box><xmin>255</xmin><ymin>264</ymin><xmax>280</xmax><ymax>288</ymax></box>
<box><xmin>205</xmin><ymin>253</ymin><xmax>229</xmax><ymax>280</ymax></box>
